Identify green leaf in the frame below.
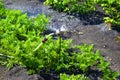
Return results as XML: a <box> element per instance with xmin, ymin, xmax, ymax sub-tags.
<box><xmin>108</xmin><ymin>0</ymin><xmax>115</xmax><ymax>4</ymax></box>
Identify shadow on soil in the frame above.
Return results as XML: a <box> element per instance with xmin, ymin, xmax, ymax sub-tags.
<box><xmin>39</xmin><ymin>68</ymin><xmax>103</xmax><ymax>80</ymax></box>
<box><xmin>112</xmin><ymin>26</ymin><xmax>120</xmax><ymax>32</ymax></box>
<box><xmin>71</xmin><ymin>11</ymin><xmax>107</xmax><ymax>25</ymax></box>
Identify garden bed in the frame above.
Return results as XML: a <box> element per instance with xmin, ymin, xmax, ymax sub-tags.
<box><xmin>0</xmin><ymin>0</ymin><xmax>120</xmax><ymax>80</ymax></box>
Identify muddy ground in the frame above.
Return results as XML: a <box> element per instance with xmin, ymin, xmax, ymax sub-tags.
<box><xmin>0</xmin><ymin>0</ymin><xmax>120</xmax><ymax>80</ymax></box>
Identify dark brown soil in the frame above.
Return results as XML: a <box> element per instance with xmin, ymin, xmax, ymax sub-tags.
<box><xmin>1</xmin><ymin>0</ymin><xmax>120</xmax><ymax>80</ymax></box>
<box><xmin>65</xmin><ymin>24</ymin><xmax>120</xmax><ymax>71</ymax></box>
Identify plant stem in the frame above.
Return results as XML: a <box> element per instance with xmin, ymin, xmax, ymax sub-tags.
<box><xmin>33</xmin><ymin>33</ymin><xmax>54</xmax><ymax>52</ymax></box>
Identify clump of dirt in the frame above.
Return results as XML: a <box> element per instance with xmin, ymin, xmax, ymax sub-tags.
<box><xmin>0</xmin><ymin>65</ymin><xmax>44</xmax><ymax>80</ymax></box>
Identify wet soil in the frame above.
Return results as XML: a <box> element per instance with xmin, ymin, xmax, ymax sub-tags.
<box><xmin>0</xmin><ymin>0</ymin><xmax>120</xmax><ymax>80</ymax></box>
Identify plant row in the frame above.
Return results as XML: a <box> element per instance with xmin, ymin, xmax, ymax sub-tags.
<box><xmin>44</xmin><ymin>0</ymin><xmax>120</xmax><ymax>29</ymax></box>
<box><xmin>0</xmin><ymin>0</ymin><xmax>119</xmax><ymax>80</ymax></box>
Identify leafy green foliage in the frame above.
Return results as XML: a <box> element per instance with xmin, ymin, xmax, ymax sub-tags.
<box><xmin>99</xmin><ymin>0</ymin><xmax>120</xmax><ymax>28</ymax></box>
<box><xmin>0</xmin><ymin>1</ymin><xmax>73</xmax><ymax>74</ymax></box>
<box><xmin>0</xmin><ymin>2</ymin><xmax>49</xmax><ymax>74</ymax></box>
<box><xmin>98</xmin><ymin>56</ymin><xmax>119</xmax><ymax>80</ymax></box>
<box><xmin>60</xmin><ymin>73</ymin><xmax>90</xmax><ymax>80</ymax></box>
<box><xmin>44</xmin><ymin>0</ymin><xmax>120</xmax><ymax>29</ymax></box>
<box><xmin>75</xmin><ymin>44</ymin><xmax>99</xmax><ymax>72</ymax></box>
<box><xmin>0</xmin><ymin>0</ymin><xmax>6</xmax><ymax>19</ymax></box>
<box><xmin>44</xmin><ymin>0</ymin><xmax>97</xmax><ymax>14</ymax></box>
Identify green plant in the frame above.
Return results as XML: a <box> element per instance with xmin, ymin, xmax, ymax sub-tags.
<box><xmin>97</xmin><ymin>56</ymin><xmax>119</xmax><ymax>80</ymax></box>
<box><xmin>0</xmin><ymin>1</ymin><xmax>49</xmax><ymax>74</ymax></box>
<box><xmin>0</xmin><ymin>1</ymin><xmax>72</xmax><ymax>74</ymax></box>
<box><xmin>74</xmin><ymin>44</ymin><xmax>99</xmax><ymax>72</ymax></box>
<box><xmin>75</xmin><ymin>44</ymin><xmax>119</xmax><ymax>80</ymax></box>
<box><xmin>60</xmin><ymin>73</ymin><xmax>90</xmax><ymax>80</ymax></box>
<box><xmin>99</xmin><ymin>0</ymin><xmax>120</xmax><ymax>29</ymax></box>
<box><xmin>0</xmin><ymin>0</ymin><xmax>6</xmax><ymax>19</ymax></box>
<box><xmin>44</xmin><ymin>0</ymin><xmax>120</xmax><ymax>29</ymax></box>
<box><xmin>0</xmin><ymin>3</ymin><xmax>73</xmax><ymax>74</ymax></box>
<box><xmin>115</xmin><ymin>36</ymin><xmax>120</xmax><ymax>42</ymax></box>
<box><xmin>44</xmin><ymin>0</ymin><xmax>98</xmax><ymax>14</ymax></box>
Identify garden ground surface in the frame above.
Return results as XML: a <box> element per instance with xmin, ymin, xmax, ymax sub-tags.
<box><xmin>0</xmin><ymin>0</ymin><xmax>120</xmax><ymax>80</ymax></box>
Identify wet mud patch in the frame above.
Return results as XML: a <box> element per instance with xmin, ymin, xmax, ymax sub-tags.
<box><xmin>68</xmin><ymin>25</ymin><xmax>120</xmax><ymax>71</ymax></box>
<box><xmin>72</xmin><ymin>10</ymin><xmax>107</xmax><ymax>25</ymax></box>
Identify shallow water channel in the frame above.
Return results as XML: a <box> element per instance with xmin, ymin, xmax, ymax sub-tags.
<box><xmin>4</xmin><ymin>0</ymin><xmax>111</xmax><ymax>33</ymax></box>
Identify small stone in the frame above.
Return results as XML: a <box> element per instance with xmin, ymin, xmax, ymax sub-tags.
<box><xmin>106</xmin><ymin>56</ymin><xmax>109</xmax><ymax>59</ymax></box>
<box><xmin>103</xmin><ymin>45</ymin><xmax>107</xmax><ymax>48</ymax></box>
<box><xmin>109</xmin><ymin>58</ymin><xmax>112</xmax><ymax>61</ymax></box>
<box><xmin>79</xmin><ymin>32</ymin><xmax>84</xmax><ymax>35</ymax></box>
